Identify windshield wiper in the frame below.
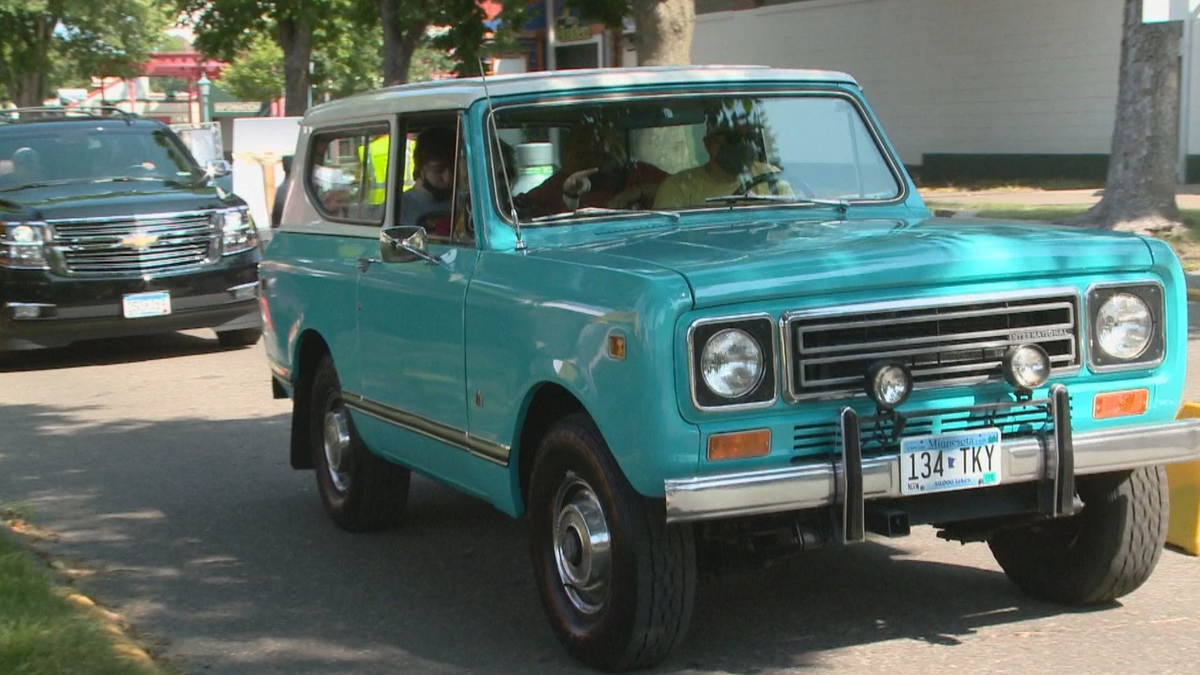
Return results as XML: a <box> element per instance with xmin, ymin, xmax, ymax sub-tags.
<box><xmin>528</xmin><ymin>206</ymin><xmax>681</xmax><ymax>225</ymax></box>
<box><xmin>0</xmin><ymin>179</ymin><xmax>78</xmax><ymax>192</ymax></box>
<box><xmin>89</xmin><ymin>176</ymin><xmax>194</xmax><ymax>189</ymax></box>
<box><xmin>704</xmin><ymin>193</ymin><xmax>850</xmax><ymax>214</ymax></box>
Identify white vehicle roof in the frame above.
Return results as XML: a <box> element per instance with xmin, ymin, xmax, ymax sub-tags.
<box><xmin>302</xmin><ymin>65</ymin><xmax>860</xmax><ymax>127</ymax></box>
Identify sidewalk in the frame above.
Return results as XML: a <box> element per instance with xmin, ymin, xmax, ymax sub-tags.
<box><xmin>920</xmin><ymin>184</ymin><xmax>1200</xmax><ymax>210</ymax></box>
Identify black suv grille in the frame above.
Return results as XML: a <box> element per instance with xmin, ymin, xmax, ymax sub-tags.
<box><xmin>785</xmin><ymin>291</ymin><xmax>1081</xmax><ymax>400</ymax></box>
<box><xmin>49</xmin><ymin>212</ymin><xmax>217</xmax><ymax>276</ymax></box>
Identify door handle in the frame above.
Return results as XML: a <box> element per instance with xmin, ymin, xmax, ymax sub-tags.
<box><xmin>356</xmin><ymin>257</ymin><xmax>381</xmax><ymax>272</ymax></box>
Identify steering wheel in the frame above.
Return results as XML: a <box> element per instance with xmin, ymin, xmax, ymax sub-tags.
<box><xmin>740</xmin><ymin>169</ymin><xmax>816</xmax><ymax>199</ymax></box>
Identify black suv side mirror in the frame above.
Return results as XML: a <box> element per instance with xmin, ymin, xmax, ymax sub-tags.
<box><xmin>205</xmin><ymin>159</ymin><xmax>232</xmax><ymax>178</ymax></box>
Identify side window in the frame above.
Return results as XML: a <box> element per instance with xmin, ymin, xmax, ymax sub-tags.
<box><xmin>396</xmin><ymin>115</ymin><xmax>465</xmax><ymax>244</ymax></box>
<box><xmin>308</xmin><ymin>126</ymin><xmax>390</xmax><ymax>223</ymax></box>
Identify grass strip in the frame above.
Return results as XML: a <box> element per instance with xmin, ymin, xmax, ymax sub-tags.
<box><xmin>0</xmin><ymin>529</ymin><xmax>163</xmax><ymax>675</ymax></box>
<box><xmin>924</xmin><ymin>203</ymin><xmax>1200</xmax><ymax>229</ymax></box>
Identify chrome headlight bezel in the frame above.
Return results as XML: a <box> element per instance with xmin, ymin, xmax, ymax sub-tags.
<box><xmin>215</xmin><ymin>207</ymin><xmax>258</xmax><ymax>255</ymax></box>
<box><xmin>1087</xmin><ymin>282</ymin><xmax>1165</xmax><ymax>372</ymax></box>
<box><xmin>0</xmin><ymin>221</ymin><xmax>50</xmax><ymax>269</ymax></box>
<box><xmin>688</xmin><ymin>314</ymin><xmax>777</xmax><ymax>410</ymax></box>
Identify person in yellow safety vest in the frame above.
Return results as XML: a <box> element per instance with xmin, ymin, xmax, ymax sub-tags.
<box><xmin>358</xmin><ymin>134</ymin><xmax>390</xmax><ymax>206</ymax></box>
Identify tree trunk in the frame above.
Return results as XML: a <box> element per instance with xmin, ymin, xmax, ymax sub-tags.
<box><xmin>15</xmin><ymin>72</ymin><xmax>45</xmax><ymax>107</ymax></box>
<box><xmin>631</xmin><ymin>0</ymin><xmax>694</xmax><ymax>66</ymax></box>
<box><xmin>379</xmin><ymin>0</ymin><xmax>425</xmax><ymax>86</ymax></box>
<box><xmin>1070</xmin><ymin>0</ymin><xmax>1183</xmax><ymax>233</ymax></box>
<box><xmin>278</xmin><ymin>17</ymin><xmax>313</xmax><ymax>117</ymax></box>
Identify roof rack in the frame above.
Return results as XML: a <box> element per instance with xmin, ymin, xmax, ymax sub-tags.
<box><xmin>0</xmin><ymin>106</ymin><xmax>139</xmax><ymax>125</ymax></box>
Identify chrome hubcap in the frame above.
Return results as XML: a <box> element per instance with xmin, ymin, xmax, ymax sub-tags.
<box><xmin>323</xmin><ymin>408</ymin><xmax>352</xmax><ymax>493</ymax></box>
<box><xmin>552</xmin><ymin>473</ymin><xmax>611</xmax><ymax>614</ymax></box>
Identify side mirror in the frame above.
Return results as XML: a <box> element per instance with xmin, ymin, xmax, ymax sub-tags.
<box><xmin>380</xmin><ymin>225</ymin><xmax>441</xmax><ymax>265</ymax></box>
<box><xmin>205</xmin><ymin>159</ymin><xmax>232</xmax><ymax>178</ymax></box>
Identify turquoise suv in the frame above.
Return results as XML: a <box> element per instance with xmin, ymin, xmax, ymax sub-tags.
<box><xmin>260</xmin><ymin>66</ymin><xmax>1200</xmax><ymax>671</ymax></box>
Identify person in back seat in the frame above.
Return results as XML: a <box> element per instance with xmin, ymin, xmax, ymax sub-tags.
<box><xmin>399</xmin><ymin>126</ymin><xmax>456</xmax><ymax>235</ymax></box>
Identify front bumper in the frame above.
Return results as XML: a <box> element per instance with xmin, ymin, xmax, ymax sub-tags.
<box><xmin>1</xmin><ymin>260</ymin><xmax>260</xmax><ymax>350</ymax></box>
<box><xmin>665</xmin><ymin>385</ymin><xmax>1200</xmax><ymax>527</ymax></box>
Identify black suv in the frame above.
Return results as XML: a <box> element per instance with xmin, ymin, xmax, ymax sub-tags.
<box><xmin>0</xmin><ymin>108</ymin><xmax>261</xmax><ymax>353</ymax></box>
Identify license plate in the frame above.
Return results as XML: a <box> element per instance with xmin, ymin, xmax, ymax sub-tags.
<box><xmin>900</xmin><ymin>428</ymin><xmax>1002</xmax><ymax>495</ymax></box>
<box><xmin>122</xmin><ymin>291</ymin><xmax>171</xmax><ymax>319</ymax></box>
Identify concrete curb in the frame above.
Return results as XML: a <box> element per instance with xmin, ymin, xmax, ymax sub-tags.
<box><xmin>1</xmin><ymin>520</ymin><xmax>162</xmax><ymax>671</ymax></box>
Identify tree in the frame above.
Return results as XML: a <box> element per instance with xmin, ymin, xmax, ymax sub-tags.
<box><xmin>0</xmin><ymin>0</ymin><xmax>168</xmax><ymax>107</ymax></box>
<box><xmin>570</xmin><ymin>0</ymin><xmax>693</xmax><ymax>66</ymax></box>
<box><xmin>181</xmin><ymin>0</ymin><xmax>328</xmax><ymax>116</ymax></box>
<box><xmin>221</xmin><ymin>34</ymin><xmax>285</xmax><ymax>104</ymax></box>
<box><xmin>1070</xmin><ymin>0</ymin><xmax>1184</xmax><ymax>233</ymax></box>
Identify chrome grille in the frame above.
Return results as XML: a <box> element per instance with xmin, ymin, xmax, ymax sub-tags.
<box><xmin>785</xmin><ymin>291</ymin><xmax>1081</xmax><ymax>400</ymax></box>
<box><xmin>792</xmin><ymin>398</ymin><xmax>1060</xmax><ymax>456</ymax></box>
<box><xmin>49</xmin><ymin>211</ymin><xmax>217</xmax><ymax>276</ymax></box>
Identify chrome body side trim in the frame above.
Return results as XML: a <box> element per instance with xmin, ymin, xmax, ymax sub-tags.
<box><xmin>343</xmin><ymin>392</ymin><xmax>511</xmax><ymax>466</ymax></box>
<box><xmin>664</xmin><ymin>419</ymin><xmax>1200</xmax><ymax>524</ymax></box>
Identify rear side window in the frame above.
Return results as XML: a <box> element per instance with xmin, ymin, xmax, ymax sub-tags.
<box><xmin>307</xmin><ymin>125</ymin><xmax>390</xmax><ymax>223</ymax></box>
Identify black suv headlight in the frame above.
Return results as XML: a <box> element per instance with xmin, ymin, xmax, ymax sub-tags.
<box><xmin>215</xmin><ymin>208</ymin><xmax>258</xmax><ymax>254</ymax></box>
<box><xmin>1087</xmin><ymin>282</ymin><xmax>1165</xmax><ymax>371</ymax></box>
<box><xmin>689</xmin><ymin>315</ymin><xmax>776</xmax><ymax>409</ymax></box>
<box><xmin>0</xmin><ymin>222</ymin><xmax>49</xmax><ymax>269</ymax></box>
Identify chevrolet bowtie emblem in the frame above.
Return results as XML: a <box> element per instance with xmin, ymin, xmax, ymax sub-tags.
<box><xmin>121</xmin><ymin>231</ymin><xmax>159</xmax><ymax>251</ymax></box>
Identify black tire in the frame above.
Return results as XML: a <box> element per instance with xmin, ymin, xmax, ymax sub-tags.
<box><xmin>988</xmin><ymin>466</ymin><xmax>1168</xmax><ymax>605</ymax></box>
<box><xmin>217</xmin><ymin>327</ymin><xmax>262</xmax><ymax>348</ymax></box>
<box><xmin>528</xmin><ymin>414</ymin><xmax>696</xmax><ymax>671</ymax></box>
<box><xmin>309</xmin><ymin>355</ymin><xmax>410</xmax><ymax>532</ymax></box>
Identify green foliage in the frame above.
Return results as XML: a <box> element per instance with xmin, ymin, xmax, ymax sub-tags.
<box><xmin>0</xmin><ymin>532</ymin><xmax>164</xmax><ymax>675</ymax></box>
<box><xmin>312</xmin><ymin>7</ymin><xmax>382</xmax><ymax>100</ymax></box>
<box><xmin>409</xmin><ymin>45</ymin><xmax>456</xmax><ymax>83</ymax></box>
<box><xmin>220</xmin><ymin>34</ymin><xmax>285</xmax><ymax>104</ymax></box>
<box><xmin>0</xmin><ymin>0</ymin><xmax>168</xmax><ymax>104</ymax></box>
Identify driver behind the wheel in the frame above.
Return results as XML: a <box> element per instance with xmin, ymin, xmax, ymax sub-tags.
<box><xmin>652</xmin><ymin>102</ymin><xmax>791</xmax><ymax>209</ymax></box>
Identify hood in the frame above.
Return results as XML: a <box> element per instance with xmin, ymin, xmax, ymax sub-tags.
<box><xmin>0</xmin><ymin>180</ymin><xmax>235</xmax><ymax>222</ymax></box>
<box><xmin>545</xmin><ymin>217</ymin><xmax>1154</xmax><ymax>308</ymax></box>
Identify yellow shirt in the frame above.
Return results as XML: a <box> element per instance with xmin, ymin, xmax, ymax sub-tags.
<box><xmin>653</xmin><ymin>162</ymin><xmax>791</xmax><ymax>209</ymax></box>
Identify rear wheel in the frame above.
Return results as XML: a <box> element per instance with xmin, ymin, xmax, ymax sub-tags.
<box><xmin>216</xmin><ymin>327</ymin><xmax>262</xmax><ymax>348</ymax></box>
<box><xmin>988</xmin><ymin>466</ymin><xmax>1168</xmax><ymax>605</ymax></box>
<box><xmin>309</xmin><ymin>355</ymin><xmax>409</xmax><ymax>531</ymax></box>
<box><xmin>528</xmin><ymin>414</ymin><xmax>696</xmax><ymax>671</ymax></box>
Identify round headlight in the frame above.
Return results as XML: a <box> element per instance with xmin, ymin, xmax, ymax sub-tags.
<box><xmin>700</xmin><ymin>328</ymin><xmax>764</xmax><ymax>399</ymax></box>
<box><xmin>865</xmin><ymin>361</ymin><xmax>912</xmax><ymax>409</ymax></box>
<box><xmin>1095</xmin><ymin>293</ymin><xmax>1152</xmax><ymax>360</ymax></box>
<box><xmin>1003</xmin><ymin>344</ymin><xmax>1050</xmax><ymax>390</ymax></box>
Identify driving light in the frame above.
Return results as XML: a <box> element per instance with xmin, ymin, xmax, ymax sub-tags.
<box><xmin>1003</xmin><ymin>344</ymin><xmax>1051</xmax><ymax>391</ymax></box>
<box><xmin>865</xmin><ymin>361</ymin><xmax>912</xmax><ymax>409</ymax></box>
<box><xmin>700</xmin><ymin>328</ymin><xmax>764</xmax><ymax>399</ymax></box>
<box><xmin>1095</xmin><ymin>293</ymin><xmax>1152</xmax><ymax>360</ymax></box>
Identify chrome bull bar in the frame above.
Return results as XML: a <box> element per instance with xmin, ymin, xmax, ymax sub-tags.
<box><xmin>665</xmin><ymin>385</ymin><xmax>1200</xmax><ymax>528</ymax></box>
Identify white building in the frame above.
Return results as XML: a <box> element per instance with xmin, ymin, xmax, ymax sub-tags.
<box><xmin>691</xmin><ymin>0</ymin><xmax>1200</xmax><ymax>183</ymax></box>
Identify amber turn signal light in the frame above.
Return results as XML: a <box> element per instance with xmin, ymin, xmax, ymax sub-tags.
<box><xmin>707</xmin><ymin>429</ymin><xmax>771</xmax><ymax>461</ymax></box>
<box><xmin>607</xmin><ymin>334</ymin><xmax>626</xmax><ymax>360</ymax></box>
<box><xmin>1093</xmin><ymin>389</ymin><xmax>1149</xmax><ymax>419</ymax></box>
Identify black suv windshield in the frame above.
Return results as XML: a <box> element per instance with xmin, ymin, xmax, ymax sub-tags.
<box><xmin>0</xmin><ymin>125</ymin><xmax>200</xmax><ymax>190</ymax></box>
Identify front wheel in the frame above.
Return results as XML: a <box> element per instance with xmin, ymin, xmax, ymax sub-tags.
<box><xmin>528</xmin><ymin>414</ymin><xmax>696</xmax><ymax>671</ymax></box>
<box><xmin>309</xmin><ymin>355</ymin><xmax>410</xmax><ymax>532</ymax></box>
<box><xmin>988</xmin><ymin>466</ymin><xmax>1168</xmax><ymax>605</ymax></box>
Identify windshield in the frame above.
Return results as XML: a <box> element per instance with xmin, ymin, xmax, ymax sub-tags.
<box><xmin>490</xmin><ymin>93</ymin><xmax>902</xmax><ymax>225</ymax></box>
<box><xmin>0</xmin><ymin>126</ymin><xmax>201</xmax><ymax>190</ymax></box>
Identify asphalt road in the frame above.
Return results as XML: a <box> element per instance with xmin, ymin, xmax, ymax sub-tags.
<box><xmin>2</xmin><ymin>317</ymin><xmax>1200</xmax><ymax>675</ymax></box>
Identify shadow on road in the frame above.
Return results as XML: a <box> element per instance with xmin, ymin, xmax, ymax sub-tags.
<box><xmin>0</xmin><ymin>331</ymin><xmax>248</xmax><ymax>373</ymax></box>
<box><xmin>0</xmin><ymin>402</ymin><xmax>1106</xmax><ymax>675</ymax></box>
